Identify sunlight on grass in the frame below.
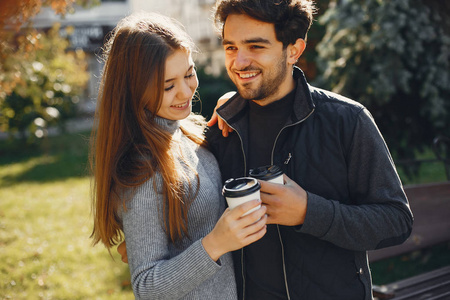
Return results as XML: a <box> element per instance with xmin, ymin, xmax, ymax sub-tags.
<box><xmin>0</xmin><ymin>149</ymin><xmax>133</xmax><ymax>299</ymax></box>
<box><xmin>0</xmin><ymin>156</ymin><xmax>58</xmax><ymax>181</ymax></box>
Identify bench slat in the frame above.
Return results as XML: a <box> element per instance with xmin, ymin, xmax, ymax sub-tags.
<box><xmin>374</xmin><ymin>266</ymin><xmax>450</xmax><ymax>299</ymax></box>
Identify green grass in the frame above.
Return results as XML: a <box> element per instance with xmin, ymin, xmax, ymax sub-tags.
<box><xmin>0</xmin><ymin>132</ymin><xmax>133</xmax><ymax>299</ymax></box>
<box><xmin>0</xmin><ymin>130</ymin><xmax>448</xmax><ymax>297</ymax></box>
<box><xmin>395</xmin><ymin>149</ymin><xmax>448</xmax><ymax>185</ymax></box>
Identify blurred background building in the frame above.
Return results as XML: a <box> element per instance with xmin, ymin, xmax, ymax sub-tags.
<box><xmin>31</xmin><ymin>0</ymin><xmax>222</xmax><ymax>114</ymax></box>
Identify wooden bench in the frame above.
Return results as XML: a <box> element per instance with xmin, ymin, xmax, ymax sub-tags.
<box><xmin>373</xmin><ymin>265</ymin><xmax>450</xmax><ymax>299</ymax></box>
<box><xmin>369</xmin><ymin>182</ymin><xmax>450</xmax><ymax>299</ymax></box>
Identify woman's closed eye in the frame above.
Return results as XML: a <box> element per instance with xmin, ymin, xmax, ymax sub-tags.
<box><xmin>165</xmin><ymin>74</ymin><xmax>195</xmax><ymax>91</ymax></box>
<box><xmin>165</xmin><ymin>85</ymin><xmax>174</xmax><ymax>91</ymax></box>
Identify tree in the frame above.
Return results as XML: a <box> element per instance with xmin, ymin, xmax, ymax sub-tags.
<box><xmin>0</xmin><ymin>0</ymin><xmax>95</xmax><ymax>141</ymax></box>
<box><xmin>0</xmin><ymin>0</ymin><xmax>97</xmax><ymax>93</ymax></box>
<box><xmin>314</xmin><ymin>0</ymin><xmax>450</xmax><ymax>169</ymax></box>
<box><xmin>0</xmin><ymin>0</ymin><xmax>96</xmax><ymax>32</ymax></box>
<box><xmin>0</xmin><ymin>24</ymin><xmax>89</xmax><ymax>141</ymax></box>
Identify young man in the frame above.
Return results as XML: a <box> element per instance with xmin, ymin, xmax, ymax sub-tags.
<box><xmin>205</xmin><ymin>0</ymin><xmax>413</xmax><ymax>299</ymax></box>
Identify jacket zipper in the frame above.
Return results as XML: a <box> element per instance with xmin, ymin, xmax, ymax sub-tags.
<box><xmin>270</xmin><ymin>109</ymin><xmax>315</xmax><ymax>163</ymax></box>
<box><xmin>277</xmin><ymin>225</ymin><xmax>291</xmax><ymax>299</ymax></box>
<box><xmin>219</xmin><ymin>118</ymin><xmax>247</xmax><ymax>300</ymax></box>
<box><xmin>241</xmin><ymin>248</ymin><xmax>246</xmax><ymax>300</ymax></box>
<box><xmin>271</xmin><ymin>108</ymin><xmax>315</xmax><ymax>300</ymax></box>
<box><xmin>221</xmin><ymin>119</ymin><xmax>247</xmax><ymax>176</ymax></box>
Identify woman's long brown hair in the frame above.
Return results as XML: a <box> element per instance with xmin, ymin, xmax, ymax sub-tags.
<box><xmin>90</xmin><ymin>12</ymin><xmax>205</xmax><ymax>249</ymax></box>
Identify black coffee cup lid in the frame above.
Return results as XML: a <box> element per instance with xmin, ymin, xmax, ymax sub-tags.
<box><xmin>249</xmin><ymin>165</ymin><xmax>283</xmax><ymax>181</ymax></box>
<box><xmin>222</xmin><ymin>177</ymin><xmax>261</xmax><ymax>197</ymax></box>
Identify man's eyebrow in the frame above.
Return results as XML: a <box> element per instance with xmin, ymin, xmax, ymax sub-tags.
<box><xmin>222</xmin><ymin>38</ymin><xmax>272</xmax><ymax>45</ymax></box>
<box><xmin>165</xmin><ymin>65</ymin><xmax>194</xmax><ymax>83</ymax></box>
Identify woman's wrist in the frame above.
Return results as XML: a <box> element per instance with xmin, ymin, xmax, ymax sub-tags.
<box><xmin>201</xmin><ymin>233</ymin><xmax>224</xmax><ymax>262</ymax></box>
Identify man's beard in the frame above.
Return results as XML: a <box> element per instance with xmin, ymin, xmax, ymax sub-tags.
<box><xmin>233</xmin><ymin>53</ymin><xmax>288</xmax><ymax>101</ymax></box>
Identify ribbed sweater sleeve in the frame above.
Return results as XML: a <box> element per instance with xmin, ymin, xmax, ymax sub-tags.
<box><xmin>122</xmin><ymin>175</ymin><xmax>222</xmax><ymax>299</ymax></box>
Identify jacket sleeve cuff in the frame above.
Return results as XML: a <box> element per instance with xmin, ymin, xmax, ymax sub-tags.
<box><xmin>294</xmin><ymin>191</ymin><xmax>335</xmax><ymax>237</ymax></box>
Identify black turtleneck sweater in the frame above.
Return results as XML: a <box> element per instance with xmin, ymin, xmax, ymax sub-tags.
<box><xmin>245</xmin><ymin>88</ymin><xmax>295</xmax><ymax>300</ymax></box>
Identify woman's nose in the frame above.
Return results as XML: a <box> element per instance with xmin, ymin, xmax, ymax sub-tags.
<box><xmin>178</xmin><ymin>80</ymin><xmax>195</xmax><ymax>99</ymax></box>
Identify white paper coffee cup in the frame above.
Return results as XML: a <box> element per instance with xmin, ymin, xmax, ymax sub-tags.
<box><xmin>222</xmin><ymin>177</ymin><xmax>261</xmax><ymax>216</ymax></box>
<box><xmin>249</xmin><ymin>165</ymin><xmax>284</xmax><ymax>184</ymax></box>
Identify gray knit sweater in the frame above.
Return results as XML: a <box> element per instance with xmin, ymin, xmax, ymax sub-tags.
<box><xmin>121</xmin><ymin>117</ymin><xmax>237</xmax><ymax>300</ymax></box>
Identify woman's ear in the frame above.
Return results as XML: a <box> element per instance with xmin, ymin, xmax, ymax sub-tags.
<box><xmin>287</xmin><ymin>38</ymin><xmax>306</xmax><ymax>65</ymax></box>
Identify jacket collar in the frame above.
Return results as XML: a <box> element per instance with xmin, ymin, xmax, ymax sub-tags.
<box><xmin>216</xmin><ymin>67</ymin><xmax>315</xmax><ymax>128</ymax></box>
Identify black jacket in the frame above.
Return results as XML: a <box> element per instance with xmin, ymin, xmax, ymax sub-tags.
<box><xmin>205</xmin><ymin>67</ymin><xmax>413</xmax><ymax>300</ymax></box>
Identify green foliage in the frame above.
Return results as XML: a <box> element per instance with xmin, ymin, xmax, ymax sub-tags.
<box><xmin>396</xmin><ymin>149</ymin><xmax>449</xmax><ymax>184</ymax></box>
<box><xmin>315</xmin><ymin>0</ymin><xmax>450</xmax><ymax>166</ymax></box>
<box><xmin>0</xmin><ymin>24</ymin><xmax>89</xmax><ymax>142</ymax></box>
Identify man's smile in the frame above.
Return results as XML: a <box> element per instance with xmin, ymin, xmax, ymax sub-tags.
<box><xmin>238</xmin><ymin>71</ymin><xmax>260</xmax><ymax>79</ymax></box>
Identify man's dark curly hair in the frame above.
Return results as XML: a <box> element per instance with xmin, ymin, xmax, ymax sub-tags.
<box><xmin>213</xmin><ymin>0</ymin><xmax>316</xmax><ymax>48</ymax></box>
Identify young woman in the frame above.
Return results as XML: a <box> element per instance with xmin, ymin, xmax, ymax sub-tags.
<box><xmin>90</xmin><ymin>12</ymin><xmax>267</xmax><ymax>300</ymax></box>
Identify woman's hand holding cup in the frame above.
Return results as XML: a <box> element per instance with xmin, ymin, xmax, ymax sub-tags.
<box><xmin>202</xmin><ymin>200</ymin><xmax>267</xmax><ymax>262</ymax></box>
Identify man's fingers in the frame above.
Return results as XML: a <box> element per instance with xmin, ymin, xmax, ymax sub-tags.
<box><xmin>208</xmin><ymin>96</ymin><xmax>231</xmax><ymax>128</ymax></box>
<box><xmin>207</xmin><ymin>93</ymin><xmax>236</xmax><ymax>136</ymax></box>
<box><xmin>218</xmin><ymin>118</ymin><xmax>225</xmax><ymax>131</ymax></box>
<box><xmin>259</xmin><ymin>173</ymin><xmax>294</xmax><ymax>194</ymax></box>
<box><xmin>207</xmin><ymin>112</ymin><xmax>218</xmax><ymax>127</ymax></box>
<box><xmin>261</xmin><ymin>193</ymin><xmax>279</xmax><ymax>206</ymax></box>
<box><xmin>222</xmin><ymin>128</ymin><xmax>228</xmax><ymax>137</ymax></box>
<box><xmin>259</xmin><ymin>179</ymin><xmax>284</xmax><ymax>195</ymax></box>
